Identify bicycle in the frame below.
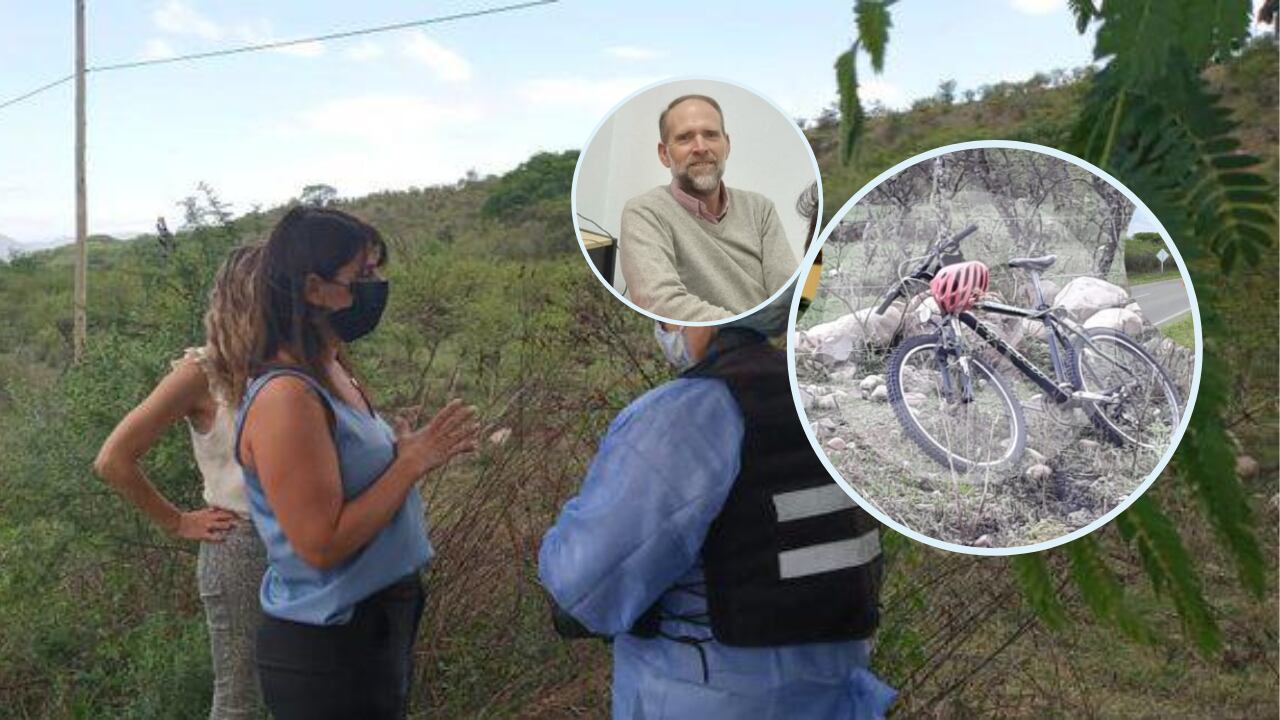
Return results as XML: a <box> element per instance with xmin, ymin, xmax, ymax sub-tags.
<box><xmin>870</xmin><ymin>225</ymin><xmax>1183</xmax><ymax>473</ymax></box>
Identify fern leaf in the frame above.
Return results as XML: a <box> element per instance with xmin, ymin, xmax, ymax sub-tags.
<box><xmin>1067</xmin><ymin>0</ymin><xmax>1096</xmax><ymax>34</ymax></box>
<box><xmin>835</xmin><ymin>47</ymin><xmax>864</xmax><ymax>166</ymax></box>
<box><xmin>855</xmin><ymin>0</ymin><xmax>892</xmax><ymax>72</ymax></box>
<box><xmin>1125</xmin><ymin>496</ymin><xmax>1221</xmax><ymax>652</ymax></box>
<box><xmin>1064</xmin><ymin>536</ymin><xmax>1154</xmax><ymax>643</ymax></box>
<box><xmin>1182</xmin><ymin>0</ymin><xmax>1253</xmax><ymax>63</ymax></box>
<box><xmin>1011</xmin><ymin>554</ymin><xmax>1066</xmax><ymax>629</ymax></box>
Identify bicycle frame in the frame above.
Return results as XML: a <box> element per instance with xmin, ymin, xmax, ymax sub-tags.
<box><xmin>956</xmin><ymin>304</ymin><xmax>1074</xmax><ymax>404</ymax></box>
<box><xmin>947</xmin><ymin>301</ymin><xmax>1135</xmax><ymax>409</ymax></box>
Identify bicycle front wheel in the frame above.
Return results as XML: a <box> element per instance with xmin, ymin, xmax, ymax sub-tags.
<box><xmin>1067</xmin><ymin>328</ymin><xmax>1182</xmax><ymax>448</ymax></box>
<box><xmin>886</xmin><ymin>334</ymin><xmax>1026</xmax><ymax>474</ymax></box>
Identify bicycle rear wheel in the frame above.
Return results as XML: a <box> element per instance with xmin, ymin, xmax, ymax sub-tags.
<box><xmin>886</xmin><ymin>334</ymin><xmax>1026</xmax><ymax>473</ymax></box>
<box><xmin>1067</xmin><ymin>328</ymin><xmax>1182</xmax><ymax>448</ymax></box>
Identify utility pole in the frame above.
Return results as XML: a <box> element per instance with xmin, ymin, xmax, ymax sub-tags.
<box><xmin>73</xmin><ymin>0</ymin><xmax>87</xmax><ymax>362</ymax></box>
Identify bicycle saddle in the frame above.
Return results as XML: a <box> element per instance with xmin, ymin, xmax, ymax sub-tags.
<box><xmin>1007</xmin><ymin>255</ymin><xmax>1057</xmax><ymax>271</ymax></box>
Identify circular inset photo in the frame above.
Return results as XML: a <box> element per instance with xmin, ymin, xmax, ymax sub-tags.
<box><xmin>572</xmin><ymin>78</ymin><xmax>820</xmax><ymax>325</ymax></box>
<box><xmin>790</xmin><ymin>141</ymin><xmax>1201</xmax><ymax>554</ymax></box>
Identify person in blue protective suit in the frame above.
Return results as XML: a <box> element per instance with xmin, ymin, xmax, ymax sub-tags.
<box><xmin>538</xmin><ymin>290</ymin><xmax>896</xmax><ymax>720</ymax></box>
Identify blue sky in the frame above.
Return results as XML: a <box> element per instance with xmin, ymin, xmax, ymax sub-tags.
<box><xmin>0</xmin><ymin>0</ymin><xmax>1245</xmax><ymax>242</ymax></box>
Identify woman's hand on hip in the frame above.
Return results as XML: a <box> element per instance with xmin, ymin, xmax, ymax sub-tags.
<box><xmin>174</xmin><ymin>506</ymin><xmax>240</xmax><ymax>542</ymax></box>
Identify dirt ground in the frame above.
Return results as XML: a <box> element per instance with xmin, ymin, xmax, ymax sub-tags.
<box><xmin>799</xmin><ymin>332</ymin><xmax>1193</xmax><ymax>548</ymax></box>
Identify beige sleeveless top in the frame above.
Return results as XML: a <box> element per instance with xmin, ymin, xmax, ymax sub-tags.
<box><xmin>179</xmin><ymin>347</ymin><xmax>250</xmax><ymax>518</ymax></box>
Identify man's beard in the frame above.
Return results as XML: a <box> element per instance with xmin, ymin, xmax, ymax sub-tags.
<box><xmin>674</xmin><ymin>158</ymin><xmax>723</xmax><ymax>195</ymax></box>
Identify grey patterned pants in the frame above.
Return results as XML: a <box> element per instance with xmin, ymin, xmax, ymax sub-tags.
<box><xmin>197</xmin><ymin>520</ymin><xmax>268</xmax><ymax>720</ymax></box>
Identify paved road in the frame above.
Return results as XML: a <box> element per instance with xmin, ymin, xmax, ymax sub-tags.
<box><xmin>1131</xmin><ymin>278</ymin><xmax>1192</xmax><ymax>326</ymax></box>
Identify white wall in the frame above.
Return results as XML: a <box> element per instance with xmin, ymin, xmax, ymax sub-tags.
<box><xmin>574</xmin><ymin>79</ymin><xmax>819</xmax><ymax>293</ymax></box>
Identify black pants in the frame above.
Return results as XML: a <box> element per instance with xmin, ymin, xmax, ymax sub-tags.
<box><xmin>256</xmin><ymin>575</ymin><xmax>425</xmax><ymax>720</ymax></box>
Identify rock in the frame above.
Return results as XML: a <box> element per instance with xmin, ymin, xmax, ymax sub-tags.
<box><xmin>870</xmin><ymin>385</ymin><xmax>889</xmax><ymax>403</ymax></box>
<box><xmin>813</xmin><ymin>418</ymin><xmax>839</xmax><ymax>434</ymax></box>
<box><xmin>1084</xmin><ymin>307</ymin><xmax>1144</xmax><ymax>337</ymax></box>
<box><xmin>833</xmin><ymin>390</ymin><xmax>853</xmax><ymax>403</ymax></box>
<box><xmin>816</xmin><ymin>395</ymin><xmax>839</xmax><ymax>410</ymax></box>
<box><xmin>1055</xmin><ymin>277</ymin><xmax>1130</xmax><ymax>321</ymax></box>
<box><xmin>859</xmin><ymin>374</ymin><xmax>885</xmax><ymax>394</ymax></box>
<box><xmin>831</xmin><ymin>365</ymin><xmax>862</xmax><ymax>384</ymax></box>
<box><xmin>972</xmin><ymin>534</ymin><xmax>993</xmax><ymax>548</ymax></box>
<box><xmin>488</xmin><ymin>427</ymin><xmax>512</xmax><ymax>446</ymax></box>
<box><xmin>1124</xmin><ymin>302</ymin><xmax>1146</xmax><ymax>321</ymax></box>
<box><xmin>801</xmin><ymin>305</ymin><xmax>904</xmax><ymax>363</ymax></box>
<box><xmin>1040</xmin><ymin>279</ymin><xmax>1060</xmax><ymax>305</ymax></box>
<box><xmin>1024</xmin><ymin>464</ymin><xmax>1053</xmax><ymax>483</ymax></box>
<box><xmin>1067</xmin><ymin>510</ymin><xmax>1093</xmax><ymax>527</ymax></box>
<box><xmin>1020</xmin><ymin>318</ymin><xmax>1048</xmax><ymax>340</ymax></box>
<box><xmin>1236</xmin><ymin>455</ymin><xmax>1260</xmax><ymax>480</ymax></box>
<box><xmin>900</xmin><ymin>366</ymin><xmax>936</xmax><ymax>394</ymax></box>
<box><xmin>990</xmin><ymin>313</ymin><xmax>1027</xmax><ymax>349</ymax></box>
<box><xmin>903</xmin><ymin>296</ymin><xmax>941</xmax><ymax>335</ymax></box>
<box><xmin>903</xmin><ymin>392</ymin><xmax>927</xmax><ymax>408</ymax></box>
<box><xmin>1025</xmin><ymin>448</ymin><xmax>1046</xmax><ymax>464</ymax></box>
<box><xmin>1078</xmin><ymin>439</ymin><xmax>1100</xmax><ymax>452</ymax></box>
<box><xmin>799</xmin><ymin>387</ymin><xmax>815</xmax><ymax>410</ymax></box>
<box><xmin>826</xmin><ymin>437</ymin><xmax>847</xmax><ymax>451</ymax></box>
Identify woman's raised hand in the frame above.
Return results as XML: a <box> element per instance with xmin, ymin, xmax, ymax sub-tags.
<box><xmin>396</xmin><ymin>399</ymin><xmax>480</xmax><ymax>477</ymax></box>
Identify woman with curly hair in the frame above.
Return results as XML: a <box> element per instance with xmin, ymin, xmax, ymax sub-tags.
<box><xmin>95</xmin><ymin>244</ymin><xmax>268</xmax><ymax>720</ymax></box>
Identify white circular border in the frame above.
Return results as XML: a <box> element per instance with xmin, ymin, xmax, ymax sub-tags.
<box><xmin>570</xmin><ymin>76</ymin><xmax>823</xmax><ymax>327</ymax></box>
<box><xmin>785</xmin><ymin>139</ymin><xmax>1204</xmax><ymax>556</ymax></box>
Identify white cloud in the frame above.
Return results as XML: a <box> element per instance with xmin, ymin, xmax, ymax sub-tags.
<box><xmin>234</xmin><ymin>21</ymin><xmax>325</xmax><ymax>58</ymax></box>
<box><xmin>142</xmin><ymin>38</ymin><xmax>176</xmax><ymax>60</ymax></box>
<box><xmin>344</xmin><ymin>40</ymin><xmax>385</xmax><ymax>62</ymax></box>
<box><xmin>275</xmin><ymin>40</ymin><xmax>325</xmax><ymax>58</ymax></box>
<box><xmin>292</xmin><ymin>95</ymin><xmax>482</xmax><ymax>140</ymax></box>
<box><xmin>153</xmin><ymin>0</ymin><xmax>222</xmax><ymax>40</ymax></box>
<box><xmin>260</xmin><ymin>95</ymin><xmax>523</xmax><ymax>201</ymax></box>
<box><xmin>518</xmin><ymin>76</ymin><xmax>656</xmax><ymax>114</ymax></box>
<box><xmin>1010</xmin><ymin>0</ymin><xmax>1064</xmax><ymax>15</ymax></box>
<box><xmin>402</xmin><ymin>32</ymin><xmax>471</xmax><ymax>83</ymax></box>
<box><xmin>858</xmin><ymin>79</ymin><xmax>907</xmax><ymax>108</ymax></box>
<box><xmin>606</xmin><ymin>45</ymin><xmax>664</xmax><ymax>61</ymax></box>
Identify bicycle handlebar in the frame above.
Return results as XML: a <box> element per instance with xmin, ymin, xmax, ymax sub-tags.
<box><xmin>873</xmin><ymin>224</ymin><xmax>980</xmax><ymax>316</ymax></box>
<box><xmin>948</xmin><ymin>224</ymin><xmax>978</xmax><ymax>247</ymax></box>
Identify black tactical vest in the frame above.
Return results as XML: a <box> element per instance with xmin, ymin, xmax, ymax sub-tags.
<box><xmin>639</xmin><ymin>329</ymin><xmax>884</xmax><ymax>647</ymax></box>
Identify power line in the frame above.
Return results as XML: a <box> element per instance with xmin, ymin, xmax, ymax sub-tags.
<box><xmin>0</xmin><ymin>74</ymin><xmax>73</xmax><ymax>112</ymax></box>
<box><xmin>92</xmin><ymin>0</ymin><xmax>558</xmax><ymax>73</ymax></box>
<box><xmin>0</xmin><ymin>0</ymin><xmax>558</xmax><ymax>113</ymax></box>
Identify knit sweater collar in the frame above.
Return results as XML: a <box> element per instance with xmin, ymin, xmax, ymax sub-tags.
<box><xmin>668</xmin><ymin>179</ymin><xmax>729</xmax><ymax>224</ymax></box>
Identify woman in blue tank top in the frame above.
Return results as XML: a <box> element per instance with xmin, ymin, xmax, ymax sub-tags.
<box><xmin>235</xmin><ymin>206</ymin><xmax>479</xmax><ymax>719</ymax></box>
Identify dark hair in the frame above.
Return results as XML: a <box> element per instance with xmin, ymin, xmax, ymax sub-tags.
<box><xmin>252</xmin><ymin>205</ymin><xmax>387</xmax><ymax>390</ymax></box>
<box><xmin>658</xmin><ymin>94</ymin><xmax>725</xmax><ymax>143</ymax></box>
<box><xmin>796</xmin><ymin>182</ymin><xmax>823</xmax><ymax>263</ymax></box>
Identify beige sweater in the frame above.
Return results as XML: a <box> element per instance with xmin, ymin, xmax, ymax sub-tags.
<box><xmin>619</xmin><ymin>186</ymin><xmax>797</xmax><ymax>322</ymax></box>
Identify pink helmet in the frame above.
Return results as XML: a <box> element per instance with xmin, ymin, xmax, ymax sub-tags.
<box><xmin>929</xmin><ymin>261</ymin><xmax>989</xmax><ymax>314</ymax></box>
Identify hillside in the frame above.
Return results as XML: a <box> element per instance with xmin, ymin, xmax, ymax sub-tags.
<box><xmin>0</xmin><ymin>36</ymin><xmax>1274</xmax><ymax>719</ymax></box>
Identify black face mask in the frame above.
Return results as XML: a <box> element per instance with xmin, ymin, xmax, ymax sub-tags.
<box><xmin>329</xmin><ymin>279</ymin><xmax>389</xmax><ymax>343</ymax></box>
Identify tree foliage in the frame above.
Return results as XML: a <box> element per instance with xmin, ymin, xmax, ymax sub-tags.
<box><xmin>837</xmin><ymin>0</ymin><xmax>898</xmax><ymax>165</ymax></box>
<box><xmin>1061</xmin><ymin>0</ymin><xmax>1273</xmax><ymax>649</ymax></box>
<box><xmin>481</xmin><ymin>150</ymin><xmax>579</xmax><ymax>220</ymax></box>
<box><xmin>836</xmin><ymin>0</ymin><xmax>1275</xmax><ymax>657</ymax></box>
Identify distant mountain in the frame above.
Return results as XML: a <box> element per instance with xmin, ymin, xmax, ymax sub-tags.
<box><xmin>0</xmin><ymin>233</ymin><xmax>145</xmax><ymax>262</ymax></box>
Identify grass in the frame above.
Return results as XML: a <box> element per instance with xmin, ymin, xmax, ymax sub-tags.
<box><xmin>1162</xmin><ymin>314</ymin><xmax>1195</xmax><ymax>348</ymax></box>
<box><xmin>1127</xmin><ymin>268</ymin><xmax>1185</xmax><ymax>285</ymax></box>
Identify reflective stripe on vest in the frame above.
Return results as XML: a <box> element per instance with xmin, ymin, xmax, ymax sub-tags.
<box><xmin>772</xmin><ymin>484</ymin><xmax>852</xmax><ymax>522</ymax></box>
<box><xmin>778</xmin><ymin>530</ymin><xmax>881</xmax><ymax>580</ymax></box>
